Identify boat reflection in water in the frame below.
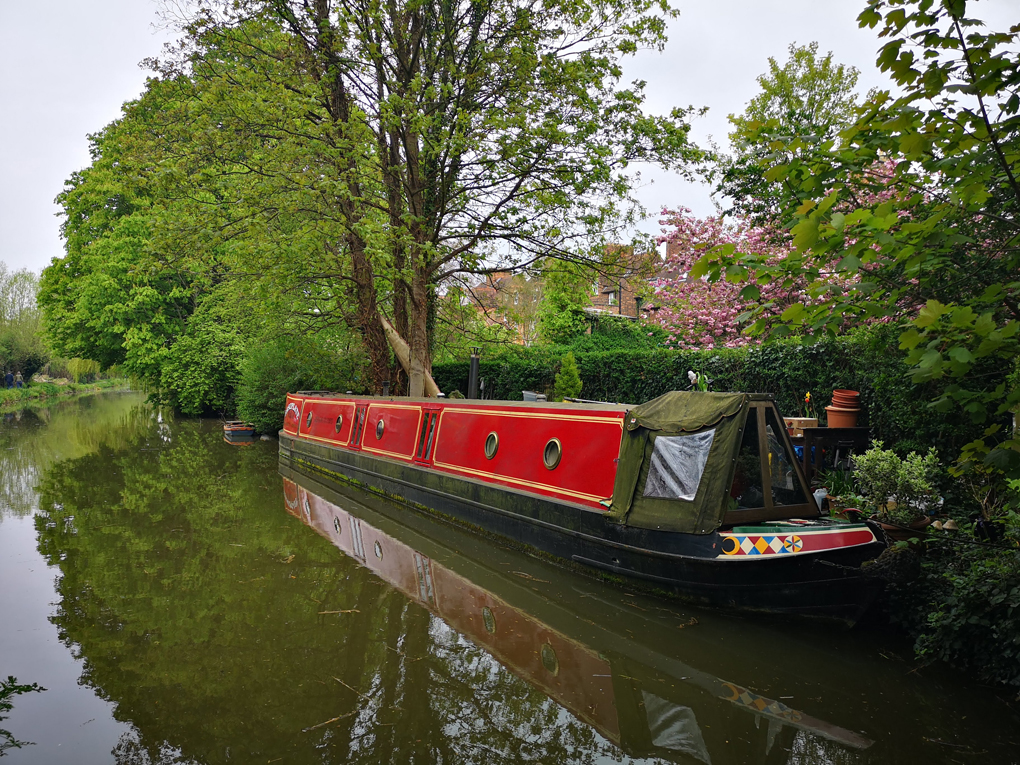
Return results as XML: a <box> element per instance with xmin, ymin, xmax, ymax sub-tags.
<box><xmin>281</xmin><ymin>466</ymin><xmax>872</xmax><ymax>763</ymax></box>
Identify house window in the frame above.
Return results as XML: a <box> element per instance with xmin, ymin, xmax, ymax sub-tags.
<box><xmin>592</xmin><ymin>281</ymin><xmax>599</xmax><ymax>296</ymax></box>
<box><xmin>608</xmin><ymin>291</ymin><xmax>617</xmax><ymax>306</ymax></box>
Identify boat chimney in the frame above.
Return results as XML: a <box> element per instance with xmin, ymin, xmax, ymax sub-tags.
<box><xmin>467</xmin><ymin>347</ymin><xmax>481</xmax><ymax>399</ymax></box>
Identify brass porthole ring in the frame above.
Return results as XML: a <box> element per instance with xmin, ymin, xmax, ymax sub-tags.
<box><xmin>376</xmin><ymin>419</ymin><xmax>385</xmax><ymax>439</ymax></box>
<box><xmin>484</xmin><ymin>432</ymin><xmax>499</xmax><ymax>460</ymax></box>
<box><xmin>543</xmin><ymin>438</ymin><xmax>562</xmax><ymax>470</ymax></box>
<box><xmin>334</xmin><ymin>414</ymin><xmax>344</xmax><ymax>433</ymax></box>
<box><xmin>305</xmin><ymin>411</ymin><xmax>313</xmax><ymax>429</ymax></box>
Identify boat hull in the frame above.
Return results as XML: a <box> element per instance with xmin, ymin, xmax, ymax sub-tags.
<box><xmin>279</xmin><ymin>431</ymin><xmax>886</xmax><ymax>625</ymax></box>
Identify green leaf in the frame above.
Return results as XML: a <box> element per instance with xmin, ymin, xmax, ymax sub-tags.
<box><xmin>780</xmin><ymin>302</ymin><xmax>806</xmax><ymax>323</ymax></box>
<box><xmin>915</xmin><ymin>300</ymin><xmax>947</xmax><ymax>328</ymax></box>
<box><xmin>899</xmin><ymin>328</ymin><xmax>923</xmax><ymax>350</ymax></box>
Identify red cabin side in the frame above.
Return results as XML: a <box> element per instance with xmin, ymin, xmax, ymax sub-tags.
<box><xmin>283</xmin><ymin>394</ymin><xmax>625</xmax><ymax>510</ymax></box>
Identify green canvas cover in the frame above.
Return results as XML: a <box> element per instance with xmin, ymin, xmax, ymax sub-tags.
<box><xmin>607</xmin><ymin>391</ymin><xmax>749</xmax><ymax>534</ymax></box>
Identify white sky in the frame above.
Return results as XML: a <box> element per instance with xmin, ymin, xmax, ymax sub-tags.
<box><xmin>0</xmin><ymin>0</ymin><xmax>1014</xmax><ymax>274</ymax></box>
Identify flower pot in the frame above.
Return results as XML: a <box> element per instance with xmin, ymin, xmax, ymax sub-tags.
<box><xmin>877</xmin><ymin>516</ymin><xmax>931</xmax><ymax>544</ymax></box>
<box><xmin>825</xmin><ymin>405</ymin><xmax>860</xmax><ymax>428</ymax></box>
<box><xmin>832</xmin><ymin>389</ymin><xmax>861</xmax><ymax>408</ymax></box>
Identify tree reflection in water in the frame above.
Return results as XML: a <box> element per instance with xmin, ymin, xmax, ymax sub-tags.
<box><xmin>27</xmin><ymin>403</ymin><xmax>1020</xmax><ymax>765</ymax></box>
<box><xmin>32</xmin><ymin>417</ymin><xmax>621</xmax><ymax>764</ymax></box>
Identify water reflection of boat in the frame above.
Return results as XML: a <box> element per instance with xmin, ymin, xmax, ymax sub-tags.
<box><xmin>281</xmin><ymin>466</ymin><xmax>873</xmax><ymax>762</ymax></box>
<box><xmin>280</xmin><ymin>391</ymin><xmax>887</xmax><ymax>624</ymax></box>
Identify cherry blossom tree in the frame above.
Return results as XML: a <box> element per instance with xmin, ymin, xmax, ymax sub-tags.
<box><xmin>648</xmin><ymin>208</ymin><xmax>808</xmax><ymax>349</ymax></box>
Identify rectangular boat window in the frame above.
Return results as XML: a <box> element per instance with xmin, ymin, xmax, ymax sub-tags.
<box><xmin>642</xmin><ymin>429</ymin><xmax>716</xmax><ymax>501</ymax></box>
<box><xmin>424</xmin><ymin>414</ymin><xmax>438</xmax><ymax>459</ymax></box>
<box><xmin>415</xmin><ymin>413</ymin><xmax>431</xmax><ymax>458</ymax></box>
<box><xmin>729</xmin><ymin>412</ymin><xmax>765</xmax><ymax>510</ymax></box>
<box><xmin>351</xmin><ymin>407</ymin><xmax>365</xmax><ymax>446</ymax></box>
<box><xmin>764</xmin><ymin>408</ymin><xmax>808</xmax><ymax>506</ymax></box>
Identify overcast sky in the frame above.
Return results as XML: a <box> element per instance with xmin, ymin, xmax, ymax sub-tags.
<box><xmin>0</xmin><ymin>1</ymin><xmax>1013</xmax><ymax>274</ymax></box>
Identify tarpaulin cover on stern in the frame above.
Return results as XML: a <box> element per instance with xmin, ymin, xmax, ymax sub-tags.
<box><xmin>607</xmin><ymin>391</ymin><xmax>748</xmax><ymax>534</ymax></box>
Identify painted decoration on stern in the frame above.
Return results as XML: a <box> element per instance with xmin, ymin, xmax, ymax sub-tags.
<box><xmin>718</xmin><ymin>527</ymin><xmax>876</xmax><ymax>559</ymax></box>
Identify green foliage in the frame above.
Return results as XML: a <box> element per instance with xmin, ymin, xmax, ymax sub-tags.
<box><xmin>705</xmin><ymin>1</ymin><xmax>1020</xmax><ymax>478</ymax></box>
<box><xmin>0</xmin><ymin>264</ymin><xmax>48</xmax><ymax>380</ymax></box>
<box><xmin>719</xmin><ymin>42</ymin><xmax>872</xmax><ymax>221</ymax></box>
<box><xmin>0</xmin><ymin>378</ymin><xmax>129</xmax><ymax>408</ymax></box>
<box><xmin>432</xmin><ymin>284</ymin><xmax>518</xmax><ymax>364</ymax></box>
<box><xmin>553</xmin><ymin>352</ymin><xmax>583</xmax><ymax>401</ymax></box>
<box><xmin>235</xmin><ymin>333</ymin><xmax>370</xmax><ymax>434</ymax></box>
<box><xmin>566</xmin><ymin>317</ymin><xmax>668</xmax><ymax>353</ymax></box>
<box><xmin>852</xmin><ymin>442</ymin><xmax>941</xmax><ymax>523</ymax></box>
<box><xmin>889</xmin><ymin>543</ymin><xmax>1020</xmax><ymax>691</ymax></box>
<box><xmin>66</xmin><ymin>358</ymin><xmax>101</xmax><ymax>383</ymax></box>
<box><xmin>537</xmin><ymin>261</ymin><xmax>595</xmax><ymax>344</ymax></box>
<box><xmin>433</xmin><ymin>328</ymin><xmax>1000</xmax><ymax>461</ymax></box>
<box><xmin>1</xmin><ymin>675</ymin><xmax>45</xmax><ymax>755</ymax></box>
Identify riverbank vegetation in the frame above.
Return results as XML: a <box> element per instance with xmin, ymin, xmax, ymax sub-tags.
<box><xmin>0</xmin><ymin>378</ymin><xmax>130</xmax><ymax>408</ymax></box>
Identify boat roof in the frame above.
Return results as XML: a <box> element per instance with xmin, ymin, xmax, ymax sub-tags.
<box><xmin>292</xmin><ymin>391</ymin><xmax>777</xmax><ymax>413</ymax></box>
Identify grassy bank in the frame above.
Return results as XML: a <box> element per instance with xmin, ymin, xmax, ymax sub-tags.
<box><xmin>0</xmin><ymin>379</ymin><xmax>131</xmax><ymax>408</ymax></box>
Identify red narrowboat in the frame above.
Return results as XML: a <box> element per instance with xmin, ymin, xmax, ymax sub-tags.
<box><xmin>279</xmin><ymin>390</ymin><xmax>889</xmax><ymax>624</ymax></box>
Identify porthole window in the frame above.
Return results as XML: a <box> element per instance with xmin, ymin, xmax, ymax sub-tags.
<box><xmin>543</xmin><ymin>438</ymin><xmax>562</xmax><ymax>470</ymax></box>
<box><xmin>335</xmin><ymin>414</ymin><xmax>344</xmax><ymax>434</ymax></box>
<box><xmin>305</xmin><ymin>411</ymin><xmax>313</xmax><ymax>429</ymax></box>
<box><xmin>540</xmin><ymin>643</ymin><xmax>559</xmax><ymax>675</ymax></box>
<box><xmin>484</xmin><ymin>432</ymin><xmax>499</xmax><ymax>460</ymax></box>
<box><xmin>482</xmin><ymin>606</ymin><xmax>497</xmax><ymax>634</ymax></box>
<box><xmin>376</xmin><ymin>419</ymin><xmax>385</xmax><ymax>439</ymax></box>
<box><xmin>333</xmin><ymin>516</ymin><xmax>342</xmax><ymax>535</ymax></box>
<box><xmin>374</xmin><ymin>540</ymin><xmax>383</xmax><ymax>559</ymax></box>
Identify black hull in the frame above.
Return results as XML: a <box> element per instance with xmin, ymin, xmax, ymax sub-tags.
<box><xmin>279</xmin><ymin>433</ymin><xmax>885</xmax><ymax>624</ymax></box>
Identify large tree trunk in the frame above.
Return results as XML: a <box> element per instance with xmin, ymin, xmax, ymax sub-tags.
<box><xmin>380</xmin><ymin>315</ymin><xmax>440</xmax><ymax>397</ymax></box>
<box><xmin>407</xmin><ymin>271</ymin><xmax>433</xmax><ymax>398</ymax></box>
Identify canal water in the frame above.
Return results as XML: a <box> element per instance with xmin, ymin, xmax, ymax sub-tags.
<box><xmin>1</xmin><ymin>392</ymin><xmax>1018</xmax><ymax>764</ymax></box>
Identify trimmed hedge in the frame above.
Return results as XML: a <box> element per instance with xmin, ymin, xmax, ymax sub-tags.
<box><xmin>433</xmin><ymin>328</ymin><xmax>1003</xmax><ymax>461</ymax></box>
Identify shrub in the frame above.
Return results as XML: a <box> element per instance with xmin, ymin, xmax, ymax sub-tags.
<box><xmin>853</xmin><ymin>442</ymin><xmax>941</xmax><ymax>523</ymax></box>
<box><xmin>235</xmin><ymin>333</ymin><xmax>370</xmax><ymax>434</ymax></box>
<box><xmin>888</xmin><ymin>542</ymin><xmax>1020</xmax><ymax>690</ymax></box>
<box><xmin>433</xmin><ymin>327</ymin><xmax>1003</xmax><ymax>461</ymax></box>
<box><xmin>553</xmin><ymin>352</ymin><xmax>582</xmax><ymax>401</ymax></box>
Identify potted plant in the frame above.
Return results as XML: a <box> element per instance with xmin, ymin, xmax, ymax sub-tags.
<box><xmin>852</xmin><ymin>442</ymin><xmax>941</xmax><ymax>540</ymax></box>
<box><xmin>815</xmin><ymin>467</ymin><xmax>856</xmax><ymax>516</ymax></box>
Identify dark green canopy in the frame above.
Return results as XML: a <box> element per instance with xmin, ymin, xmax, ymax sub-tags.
<box><xmin>607</xmin><ymin>392</ymin><xmax>749</xmax><ymax>534</ymax></box>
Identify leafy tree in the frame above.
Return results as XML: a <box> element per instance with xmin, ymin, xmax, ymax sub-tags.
<box><xmin>698</xmin><ymin>0</ymin><xmax>1020</xmax><ymax>478</ymax></box>
<box><xmin>0</xmin><ymin>264</ymin><xmax>48</xmax><ymax>379</ymax></box>
<box><xmin>147</xmin><ymin>0</ymin><xmax>701</xmax><ymax>395</ymax></box>
<box><xmin>537</xmin><ymin>261</ymin><xmax>595</xmax><ymax>344</ymax></box>
<box><xmin>431</xmin><ymin>282</ymin><xmax>518</xmax><ymax>364</ymax></box>
<box><xmin>718</xmin><ymin>42</ymin><xmax>874</xmax><ymax>222</ymax></box>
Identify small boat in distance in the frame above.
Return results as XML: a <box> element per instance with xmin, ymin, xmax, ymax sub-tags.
<box><xmin>223</xmin><ymin>420</ymin><xmax>257</xmax><ymax>444</ymax></box>
<box><xmin>279</xmin><ymin>390</ymin><xmax>888</xmax><ymax>624</ymax></box>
